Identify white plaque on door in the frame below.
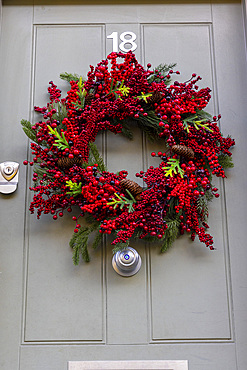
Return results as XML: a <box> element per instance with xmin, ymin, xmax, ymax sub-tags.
<box><xmin>68</xmin><ymin>360</ymin><xmax>188</xmax><ymax>369</ymax></box>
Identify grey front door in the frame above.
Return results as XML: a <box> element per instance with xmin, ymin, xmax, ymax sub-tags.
<box><xmin>1</xmin><ymin>1</ymin><xmax>247</xmax><ymax>369</ymax></box>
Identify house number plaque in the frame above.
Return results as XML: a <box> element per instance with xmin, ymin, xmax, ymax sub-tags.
<box><xmin>107</xmin><ymin>31</ymin><xmax>137</xmax><ymax>52</ymax></box>
<box><xmin>68</xmin><ymin>360</ymin><xmax>188</xmax><ymax>370</ymax></box>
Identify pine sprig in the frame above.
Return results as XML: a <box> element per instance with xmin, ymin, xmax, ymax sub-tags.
<box><xmin>147</xmin><ymin>63</ymin><xmax>176</xmax><ymax>84</ymax></box>
<box><xmin>60</xmin><ymin>72</ymin><xmax>82</xmax><ymax>82</ymax></box>
<box><xmin>161</xmin><ymin>216</ymin><xmax>180</xmax><ymax>252</ymax></box>
<box><xmin>92</xmin><ymin>231</ymin><xmax>104</xmax><ymax>250</ymax></box>
<box><xmin>72</xmin><ymin>76</ymin><xmax>87</xmax><ymax>109</ymax></box>
<box><xmin>48</xmin><ymin>101</ymin><xmax>68</xmax><ymax>126</ymax></box>
<box><xmin>134</xmin><ymin>110</ymin><xmax>163</xmax><ymax>142</ymax></box>
<box><xmin>218</xmin><ymin>153</ymin><xmax>234</xmax><ymax>168</ymax></box>
<box><xmin>69</xmin><ymin>223</ymin><xmax>99</xmax><ymax>264</ymax></box>
<box><xmin>21</xmin><ymin>119</ymin><xmax>39</xmax><ymax>144</ymax></box>
<box><xmin>121</xmin><ymin>122</ymin><xmax>133</xmax><ymax>140</ymax></box>
<box><xmin>88</xmin><ymin>141</ymin><xmax>107</xmax><ymax>172</ymax></box>
<box><xmin>197</xmin><ymin>195</ymin><xmax>209</xmax><ymax>222</ymax></box>
<box><xmin>33</xmin><ymin>166</ymin><xmax>53</xmax><ymax>180</ymax></box>
<box><xmin>112</xmin><ymin>240</ymin><xmax>130</xmax><ymax>254</ymax></box>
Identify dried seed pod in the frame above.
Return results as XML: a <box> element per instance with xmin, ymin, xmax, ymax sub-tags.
<box><xmin>149</xmin><ymin>91</ymin><xmax>163</xmax><ymax>105</ymax></box>
<box><xmin>57</xmin><ymin>157</ymin><xmax>83</xmax><ymax>169</ymax></box>
<box><xmin>85</xmin><ymin>93</ymin><xmax>94</xmax><ymax>106</ymax></box>
<box><xmin>171</xmin><ymin>145</ymin><xmax>195</xmax><ymax>160</ymax></box>
<box><xmin>120</xmin><ymin>178</ymin><xmax>143</xmax><ymax>201</ymax></box>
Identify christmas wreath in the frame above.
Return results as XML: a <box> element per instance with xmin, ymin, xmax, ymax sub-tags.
<box><xmin>21</xmin><ymin>51</ymin><xmax>235</xmax><ymax>264</ymax></box>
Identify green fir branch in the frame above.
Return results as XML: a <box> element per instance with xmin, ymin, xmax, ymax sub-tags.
<box><xmin>33</xmin><ymin>166</ymin><xmax>54</xmax><ymax>181</ymax></box>
<box><xmin>148</xmin><ymin>63</ymin><xmax>177</xmax><ymax>84</ymax></box>
<box><xmin>88</xmin><ymin>141</ymin><xmax>107</xmax><ymax>172</ymax></box>
<box><xmin>132</xmin><ymin>109</ymin><xmax>164</xmax><ymax>142</ymax></box>
<box><xmin>161</xmin><ymin>216</ymin><xmax>180</xmax><ymax>252</ymax></box>
<box><xmin>163</xmin><ymin>158</ymin><xmax>184</xmax><ymax>178</ymax></box>
<box><xmin>217</xmin><ymin>154</ymin><xmax>234</xmax><ymax>169</ymax></box>
<box><xmin>204</xmin><ymin>188</ymin><xmax>214</xmax><ymax>202</ymax></box>
<box><xmin>121</xmin><ymin>122</ymin><xmax>133</xmax><ymax>140</ymax></box>
<box><xmin>21</xmin><ymin>119</ymin><xmax>39</xmax><ymax>144</ymax></box>
<box><xmin>196</xmin><ymin>195</ymin><xmax>209</xmax><ymax>222</ymax></box>
<box><xmin>69</xmin><ymin>223</ymin><xmax>100</xmax><ymax>265</ymax></box>
<box><xmin>60</xmin><ymin>72</ymin><xmax>82</xmax><ymax>82</ymax></box>
<box><xmin>48</xmin><ymin>101</ymin><xmax>68</xmax><ymax>126</ymax></box>
<box><xmin>112</xmin><ymin>240</ymin><xmax>130</xmax><ymax>254</ymax></box>
<box><xmin>92</xmin><ymin>230</ymin><xmax>104</xmax><ymax>250</ymax></box>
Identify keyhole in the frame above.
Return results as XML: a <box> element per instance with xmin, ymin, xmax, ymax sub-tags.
<box><xmin>4</xmin><ymin>166</ymin><xmax>14</xmax><ymax>175</ymax></box>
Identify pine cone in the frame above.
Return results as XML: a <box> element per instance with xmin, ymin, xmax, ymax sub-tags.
<box><xmin>57</xmin><ymin>157</ymin><xmax>83</xmax><ymax>169</ymax></box>
<box><xmin>85</xmin><ymin>93</ymin><xmax>94</xmax><ymax>106</ymax></box>
<box><xmin>171</xmin><ymin>145</ymin><xmax>195</xmax><ymax>160</ymax></box>
<box><xmin>120</xmin><ymin>179</ymin><xmax>143</xmax><ymax>201</ymax></box>
<box><xmin>149</xmin><ymin>91</ymin><xmax>163</xmax><ymax>105</ymax></box>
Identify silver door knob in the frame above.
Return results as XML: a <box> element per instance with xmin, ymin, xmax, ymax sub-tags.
<box><xmin>112</xmin><ymin>247</ymin><xmax>142</xmax><ymax>277</ymax></box>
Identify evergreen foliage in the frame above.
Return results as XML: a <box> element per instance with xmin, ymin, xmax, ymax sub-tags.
<box><xmin>69</xmin><ymin>223</ymin><xmax>100</xmax><ymax>264</ymax></box>
<box><xmin>161</xmin><ymin>216</ymin><xmax>180</xmax><ymax>252</ymax></box>
<box><xmin>49</xmin><ymin>101</ymin><xmax>68</xmax><ymax>125</ymax></box>
<box><xmin>148</xmin><ymin>63</ymin><xmax>177</xmax><ymax>84</ymax></box>
<box><xmin>21</xmin><ymin>119</ymin><xmax>39</xmax><ymax>144</ymax></box>
<box><xmin>60</xmin><ymin>72</ymin><xmax>82</xmax><ymax>82</ymax></box>
<box><xmin>107</xmin><ymin>189</ymin><xmax>136</xmax><ymax>212</ymax></box>
<box><xmin>218</xmin><ymin>153</ymin><xmax>234</xmax><ymax>168</ymax></box>
<box><xmin>112</xmin><ymin>240</ymin><xmax>130</xmax><ymax>254</ymax></box>
<box><xmin>126</xmin><ymin>109</ymin><xmax>163</xmax><ymax>142</ymax></box>
<box><xmin>88</xmin><ymin>141</ymin><xmax>107</xmax><ymax>172</ymax></box>
<box><xmin>163</xmin><ymin>158</ymin><xmax>184</xmax><ymax>177</ymax></box>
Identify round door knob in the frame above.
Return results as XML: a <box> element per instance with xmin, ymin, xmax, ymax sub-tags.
<box><xmin>112</xmin><ymin>247</ymin><xmax>141</xmax><ymax>277</ymax></box>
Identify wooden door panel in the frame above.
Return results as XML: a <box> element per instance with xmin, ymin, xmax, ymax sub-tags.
<box><xmin>142</xmin><ymin>23</ymin><xmax>231</xmax><ymax>340</ymax></box>
<box><xmin>24</xmin><ymin>24</ymin><xmax>106</xmax><ymax>342</ymax></box>
<box><xmin>1</xmin><ymin>1</ymin><xmax>247</xmax><ymax>369</ymax></box>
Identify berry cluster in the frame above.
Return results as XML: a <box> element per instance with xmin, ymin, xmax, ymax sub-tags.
<box><xmin>22</xmin><ymin>52</ymin><xmax>235</xmax><ymax>260</ymax></box>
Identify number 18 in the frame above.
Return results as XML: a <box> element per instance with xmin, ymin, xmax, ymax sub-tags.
<box><xmin>107</xmin><ymin>31</ymin><xmax>137</xmax><ymax>53</ymax></box>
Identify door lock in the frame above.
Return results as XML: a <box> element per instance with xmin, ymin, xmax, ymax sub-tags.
<box><xmin>0</xmin><ymin>161</ymin><xmax>19</xmax><ymax>194</ymax></box>
<box><xmin>112</xmin><ymin>247</ymin><xmax>142</xmax><ymax>277</ymax></box>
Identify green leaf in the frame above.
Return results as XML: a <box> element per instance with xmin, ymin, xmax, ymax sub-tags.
<box><xmin>182</xmin><ymin>109</ymin><xmax>213</xmax><ymax>133</ymax></box>
<box><xmin>48</xmin><ymin>125</ymin><xmax>70</xmax><ymax>150</ymax></box>
<box><xmin>107</xmin><ymin>190</ymin><xmax>136</xmax><ymax>213</ymax></box>
<box><xmin>163</xmin><ymin>158</ymin><xmax>184</xmax><ymax>178</ymax></box>
<box><xmin>66</xmin><ymin>180</ymin><xmax>82</xmax><ymax>197</ymax></box>
<box><xmin>136</xmin><ymin>92</ymin><xmax>152</xmax><ymax>103</ymax></box>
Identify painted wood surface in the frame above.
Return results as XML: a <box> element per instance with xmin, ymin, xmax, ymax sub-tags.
<box><xmin>0</xmin><ymin>1</ymin><xmax>246</xmax><ymax>369</ymax></box>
